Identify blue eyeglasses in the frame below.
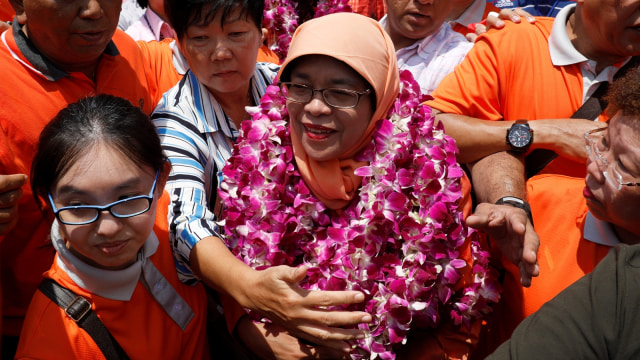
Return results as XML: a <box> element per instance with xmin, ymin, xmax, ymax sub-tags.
<box><xmin>48</xmin><ymin>171</ymin><xmax>159</xmax><ymax>225</ymax></box>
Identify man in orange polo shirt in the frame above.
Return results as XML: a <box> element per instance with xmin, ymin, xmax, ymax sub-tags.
<box><xmin>469</xmin><ymin>66</ymin><xmax>640</xmax><ymax>357</ymax></box>
<box><xmin>0</xmin><ymin>0</ymin><xmax>183</xmax><ymax>356</ymax></box>
<box><xmin>426</xmin><ymin>0</ymin><xmax>640</xmax><ymax>286</ymax></box>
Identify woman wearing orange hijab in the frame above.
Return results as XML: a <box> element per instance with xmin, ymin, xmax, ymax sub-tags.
<box><xmin>221</xmin><ymin>12</ymin><xmax>499</xmax><ymax>359</ymax></box>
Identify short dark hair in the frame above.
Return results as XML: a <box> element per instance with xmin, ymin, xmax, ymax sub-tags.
<box><xmin>136</xmin><ymin>0</ymin><xmax>148</xmax><ymax>8</ymax></box>
<box><xmin>31</xmin><ymin>95</ymin><xmax>166</xmax><ymax>208</ymax></box>
<box><xmin>164</xmin><ymin>0</ymin><xmax>264</xmax><ymax>40</ymax></box>
<box><xmin>606</xmin><ymin>66</ymin><xmax>640</xmax><ymax>118</ymax></box>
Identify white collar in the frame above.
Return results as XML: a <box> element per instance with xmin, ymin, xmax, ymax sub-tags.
<box><xmin>548</xmin><ymin>4</ymin><xmax>588</xmax><ymax>67</ymax></box>
<box><xmin>583</xmin><ymin>211</ymin><xmax>621</xmax><ymax>247</ymax></box>
<box><xmin>170</xmin><ymin>40</ymin><xmax>189</xmax><ymax>75</ymax></box>
<box><xmin>451</xmin><ymin>0</ymin><xmax>487</xmax><ymax>27</ymax></box>
<box><xmin>52</xmin><ymin>220</ymin><xmax>159</xmax><ymax>301</ymax></box>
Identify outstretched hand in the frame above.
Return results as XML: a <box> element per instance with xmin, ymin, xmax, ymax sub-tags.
<box><xmin>238</xmin><ymin>265</ymin><xmax>371</xmax><ymax>352</ymax></box>
<box><xmin>466</xmin><ymin>203</ymin><xmax>540</xmax><ymax>287</ymax></box>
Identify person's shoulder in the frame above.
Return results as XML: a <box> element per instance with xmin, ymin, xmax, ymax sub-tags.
<box><xmin>481</xmin><ymin>16</ymin><xmax>554</xmax><ymax>42</ymax></box>
<box><xmin>152</xmin><ymin>72</ymin><xmax>201</xmax><ymax>123</ymax></box>
<box><xmin>110</xmin><ymin>28</ymin><xmax>144</xmax><ymax>56</ymax></box>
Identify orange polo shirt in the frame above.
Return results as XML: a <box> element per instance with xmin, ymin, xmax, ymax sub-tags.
<box><xmin>15</xmin><ymin>193</ymin><xmax>209</xmax><ymax>359</ymax></box>
<box><xmin>0</xmin><ymin>24</ymin><xmax>172</xmax><ymax>336</ymax></box>
<box><xmin>428</xmin><ymin>18</ymin><xmax>606</xmax><ymax>179</ymax></box>
<box><xmin>473</xmin><ymin>175</ymin><xmax>611</xmax><ymax>357</ymax></box>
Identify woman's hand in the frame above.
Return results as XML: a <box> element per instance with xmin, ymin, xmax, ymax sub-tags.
<box><xmin>236</xmin><ymin>316</ymin><xmax>351</xmax><ymax>360</ymax></box>
<box><xmin>236</xmin><ymin>265</ymin><xmax>371</xmax><ymax>352</ymax></box>
<box><xmin>0</xmin><ymin>174</ymin><xmax>27</xmax><ymax>235</ymax></box>
<box><xmin>467</xmin><ymin>8</ymin><xmax>536</xmax><ymax>42</ymax></box>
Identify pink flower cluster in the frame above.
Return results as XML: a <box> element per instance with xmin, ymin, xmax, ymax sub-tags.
<box><xmin>262</xmin><ymin>0</ymin><xmax>352</xmax><ymax>61</ymax></box>
<box><xmin>219</xmin><ymin>70</ymin><xmax>500</xmax><ymax>359</ymax></box>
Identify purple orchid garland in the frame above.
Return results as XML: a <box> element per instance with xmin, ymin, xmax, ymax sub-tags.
<box><xmin>218</xmin><ymin>70</ymin><xmax>500</xmax><ymax>359</ymax></box>
<box><xmin>263</xmin><ymin>0</ymin><xmax>352</xmax><ymax>61</ymax></box>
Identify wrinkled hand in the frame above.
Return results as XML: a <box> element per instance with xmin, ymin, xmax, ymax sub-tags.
<box><xmin>0</xmin><ymin>21</ymin><xmax>10</xmax><ymax>32</ymax></box>
<box><xmin>531</xmin><ymin>119</ymin><xmax>607</xmax><ymax>163</ymax></box>
<box><xmin>466</xmin><ymin>203</ymin><xmax>540</xmax><ymax>287</ymax></box>
<box><xmin>237</xmin><ymin>317</ymin><xmax>351</xmax><ymax>360</ymax></box>
<box><xmin>0</xmin><ymin>174</ymin><xmax>27</xmax><ymax>236</ymax></box>
<box><xmin>468</xmin><ymin>8</ymin><xmax>536</xmax><ymax>42</ymax></box>
<box><xmin>239</xmin><ymin>265</ymin><xmax>371</xmax><ymax>352</ymax></box>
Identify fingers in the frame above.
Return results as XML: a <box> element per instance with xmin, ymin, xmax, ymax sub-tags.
<box><xmin>486</xmin><ymin>8</ymin><xmax>536</xmax><ymax>31</ymax></box>
<box><xmin>486</xmin><ymin>11</ymin><xmax>506</xmax><ymax>30</ymax></box>
<box><xmin>0</xmin><ymin>174</ymin><xmax>27</xmax><ymax>205</ymax></box>
<box><xmin>299</xmin><ymin>341</ymin><xmax>352</xmax><ymax>360</ymax></box>
<box><xmin>0</xmin><ymin>174</ymin><xmax>27</xmax><ymax>236</ymax></box>
<box><xmin>519</xmin><ymin>220</ymin><xmax>540</xmax><ymax>288</ymax></box>
<box><xmin>292</xmin><ymin>323</ymin><xmax>365</xmax><ymax>352</ymax></box>
<box><xmin>511</xmin><ymin>7</ymin><xmax>536</xmax><ymax>23</ymax></box>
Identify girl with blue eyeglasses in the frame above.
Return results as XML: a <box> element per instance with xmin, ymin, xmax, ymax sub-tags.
<box><xmin>15</xmin><ymin>95</ymin><xmax>209</xmax><ymax>359</ymax></box>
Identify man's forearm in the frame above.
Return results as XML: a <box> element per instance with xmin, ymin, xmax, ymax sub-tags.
<box><xmin>435</xmin><ymin>112</ymin><xmax>514</xmax><ymax>164</ymax></box>
<box><xmin>468</xmin><ymin>151</ymin><xmax>526</xmax><ymax>203</ymax></box>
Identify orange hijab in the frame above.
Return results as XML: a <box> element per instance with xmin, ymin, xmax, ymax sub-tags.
<box><xmin>279</xmin><ymin>13</ymin><xmax>399</xmax><ymax>210</ymax></box>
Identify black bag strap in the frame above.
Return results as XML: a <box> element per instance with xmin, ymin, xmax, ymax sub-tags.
<box><xmin>525</xmin><ymin>56</ymin><xmax>640</xmax><ymax>179</ymax></box>
<box><xmin>37</xmin><ymin>278</ymin><xmax>130</xmax><ymax>360</ymax></box>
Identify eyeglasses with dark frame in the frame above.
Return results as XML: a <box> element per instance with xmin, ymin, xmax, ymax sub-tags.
<box><xmin>48</xmin><ymin>170</ymin><xmax>159</xmax><ymax>225</ymax></box>
<box><xmin>584</xmin><ymin>127</ymin><xmax>640</xmax><ymax>191</ymax></box>
<box><xmin>279</xmin><ymin>82</ymin><xmax>371</xmax><ymax>109</ymax></box>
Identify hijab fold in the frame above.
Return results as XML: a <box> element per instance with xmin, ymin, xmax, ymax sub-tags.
<box><xmin>279</xmin><ymin>13</ymin><xmax>399</xmax><ymax>210</ymax></box>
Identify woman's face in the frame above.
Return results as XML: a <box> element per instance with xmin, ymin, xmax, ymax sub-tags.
<box><xmin>179</xmin><ymin>6</ymin><xmax>262</xmax><ymax>101</ymax></box>
<box><xmin>287</xmin><ymin>55</ymin><xmax>374</xmax><ymax>162</ymax></box>
<box><xmin>49</xmin><ymin>143</ymin><xmax>164</xmax><ymax>270</ymax></box>
<box><xmin>584</xmin><ymin>112</ymin><xmax>640</xmax><ymax>239</ymax></box>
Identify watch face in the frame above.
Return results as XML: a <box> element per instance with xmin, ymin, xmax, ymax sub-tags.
<box><xmin>508</xmin><ymin>125</ymin><xmax>532</xmax><ymax>149</ymax></box>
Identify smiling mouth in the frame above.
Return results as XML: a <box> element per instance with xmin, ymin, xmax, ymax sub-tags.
<box><xmin>304</xmin><ymin>124</ymin><xmax>334</xmax><ymax>140</ymax></box>
<box><xmin>98</xmin><ymin>240</ymin><xmax>128</xmax><ymax>255</ymax></box>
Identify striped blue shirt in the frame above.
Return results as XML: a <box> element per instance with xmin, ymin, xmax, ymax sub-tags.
<box><xmin>152</xmin><ymin>62</ymin><xmax>279</xmax><ymax>283</ymax></box>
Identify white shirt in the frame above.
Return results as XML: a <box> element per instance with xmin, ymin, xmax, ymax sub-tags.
<box><xmin>125</xmin><ymin>8</ymin><xmax>176</xmax><ymax>42</ymax></box>
<box><xmin>584</xmin><ymin>212</ymin><xmax>621</xmax><ymax>248</ymax></box>
<box><xmin>380</xmin><ymin>16</ymin><xmax>473</xmax><ymax>95</ymax></box>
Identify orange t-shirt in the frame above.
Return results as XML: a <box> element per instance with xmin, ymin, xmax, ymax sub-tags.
<box><xmin>15</xmin><ymin>193</ymin><xmax>209</xmax><ymax>359</ymax></box>
<box><xmin>451</xmin><ymin>2</ymin><xmax>501</xmax><ymax>36</ymax></box>
<box><xmin>427</xmin><ymin>18</ymin><xmax>606</xmax><ymax>179</ymax></box>
<box><xmin>257</xmin><ymin>44</ymin><xmax>280</xmax><ymax>64</ymax></box>
<box><xmin>0</xmin><ymin>26</ymin><xmax>170</xmax><ymax>336</ymax></box>
<box><xmin>473</xmin><ymin>175</ymin><xmax>611</xmax><ymax>357</ymax></box>
<box><xmin>0</xmin><ymin>0</ymin><xmax>13</xmax><ymax>22</ymax></box>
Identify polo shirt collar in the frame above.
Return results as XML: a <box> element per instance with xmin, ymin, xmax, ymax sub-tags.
<box><xmin>52</xmin><ymin>220</ymin><xmax>159</xmax><ymax>301</ymax></box>
<box><xmin>451</xmin><ymin>0</ymin><xmax>486</xmax><ymax>27</ymax></box>
<box><xmin>583</xmin><ymin>211</ymin><xmax>621</xmax><ymax>247</ymax></box>
<box><xmin>548</xmin><ymin>4</ymin><xmax>588</xmax><ymax>67</ymax></box>
<box><xmin>12</xmin><ymin>21</ymin><xmax>120</xmax><ymax>81</ymax></box>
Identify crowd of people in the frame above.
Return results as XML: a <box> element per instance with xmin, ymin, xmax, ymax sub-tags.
<box><xmin>2</xmin><ymin>0</ymin><xmax>640</xmax><ymax>359</ymax></box>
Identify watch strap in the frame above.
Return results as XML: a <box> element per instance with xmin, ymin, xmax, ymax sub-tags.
<box><xmin>495</xmin><ymin>196</ymin><xmax>534</xmax><ymax>226</ymax></box>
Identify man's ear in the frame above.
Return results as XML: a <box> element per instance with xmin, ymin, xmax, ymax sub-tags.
<box><xmin>9</xmin><ymin>0</ymin><xmax>26</xmax><ymax>24</ymax></box>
